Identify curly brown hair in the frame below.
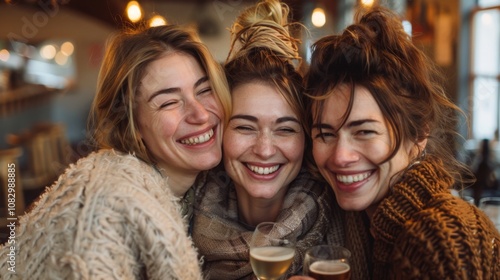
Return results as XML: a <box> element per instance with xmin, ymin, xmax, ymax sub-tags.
<box><xmin>305</xmin><ymin>6</ymin><xmax>470</xmax><ymax>187</ymax></box>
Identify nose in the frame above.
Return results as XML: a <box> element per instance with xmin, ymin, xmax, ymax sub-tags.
<box><xmin>185</xmin><ymin>98</ymin><xmax>210</xmax><ymax>124</ymax></box>
<box><xmin>253</xmin><ymin>132</ymin><xmax>277</xmax><ymax>159</ymax></box>
<box><xmin>327</xmin><ymin>137</ymin><xmax>359</xmax><ymax>168</ymax></box>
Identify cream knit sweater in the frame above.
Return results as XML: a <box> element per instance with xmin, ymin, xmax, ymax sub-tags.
<box><xmin>0</xmin><ymin>149</ymin><xmax>202</xmax><ymax>279</ymax></box>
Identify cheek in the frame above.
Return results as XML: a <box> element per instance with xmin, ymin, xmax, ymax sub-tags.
<box><xmin>223</xmin><ymin>131</ymin><xmax>244</xmax><ymax>159</ymax></box>
<box><xmin>153</xmin><ymin>113</ymin><xmax>180</xmax><ymax>139</ymax></box>
<box><xmin>283</xmin><ymin>136</ymin><xmax>305</xmax><ymax>161</ymax></box>
<box><xmin>363</xmin><ymin>140</ymin><xmax>391</xmax><ymax>163</ymax></box>
<box><xmin>312</xmin><ymin>142</ymin><xmax>328</xmax><ymax>166</ymax></box>
<box><xmin>202</xmin><ymin>95</ymin><xmax>224</xmax><ymax>119</ymax></box>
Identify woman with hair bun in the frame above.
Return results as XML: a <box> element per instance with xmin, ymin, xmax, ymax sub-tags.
<box><xmin>191</xmin><ymin>1</ymin><xmax>359</xmax><ymax>279</ymax></box>
<box><xmin>293</xmin><ymin>6</ymin><xmax>500</xmax><ymax>280</ymax></box>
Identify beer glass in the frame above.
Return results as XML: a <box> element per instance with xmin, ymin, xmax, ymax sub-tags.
<box><xmin>303</xmin><ymin>245</ymin><xmax>351</xmax><ymax>280</ymax></box>
<box><xmin>249</xmin><ymin>222</ymin><xmax>296</xmax><ymax>280</ymax></box>
<box><xmin>479</xmin><ymin>197</ymin><xmax>500</xmax><ymax>231</ymax></box>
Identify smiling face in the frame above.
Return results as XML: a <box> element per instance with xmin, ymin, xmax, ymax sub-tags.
<box><xmin>312</xmin><ymin>84</ymin><xmax>415</xmax><ymax>216</ymax></box>
<box><xmin>223</xmin><ymin>82</ymin><xmax>305</xmax><ymax>200</ymax></box>
<box><xmin>136</xmin><ymin>52</ymin><xmax>223</xmax><ymax>196</ymax></box>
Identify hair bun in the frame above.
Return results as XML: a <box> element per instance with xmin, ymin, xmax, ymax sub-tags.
<box><xmin>226</xmin><ymin>0</ymin><xmax>301</xmax><ymax>67</ymax></box>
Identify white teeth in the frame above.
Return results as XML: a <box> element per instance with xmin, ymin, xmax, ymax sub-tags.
<box><xmin>180</xmin><ymin>129</ymin><xmax>214</xmax><ymax>145</ymax></box>
<box><xmin>247</xmin><ymin>164</ymin><xmax>280</xmax><ymax>175</ymax></box>
<box><xmin>336</xmin><ymin>171</ymin><xmax>371</xmax><ymax>184</ymax></box>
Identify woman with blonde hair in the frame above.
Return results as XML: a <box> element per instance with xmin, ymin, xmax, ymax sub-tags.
<box><xmin>0</xmin><ymin>24</ymin><xmax>230</xmax><ymax>279</ymax></box>
<box><xmin>191</xmin><ymin>1</ymin><xmax>357</xmax><ymax>279</ymax></box>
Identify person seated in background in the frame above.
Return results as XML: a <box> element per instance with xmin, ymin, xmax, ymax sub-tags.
<box><xmin>191</xmin><ymin>0</ymin><xmax>368</xmax><ymax>279</ymax></box>
<box><xmin>471</xmin><ymin>138</ymin><xmax>499</xmax><ymax>204</ymax></box>
<box><xmin>293</xmin><ymin>6</ymin><xmax>500</xmax><ymax>280</ymax></box>
<box><xmin>0</xmin><ymin>23</ymin><xmax>231</xmax><ymax>279</ymax></box>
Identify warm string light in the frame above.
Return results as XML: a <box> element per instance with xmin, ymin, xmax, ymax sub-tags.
<box><xmin>311</xmin><ymin>7</ymin><xmax>326</xmax><ymax>28</ymax></box>
<box><xmin>126</xmin><ymin>1</ymin><xmax>167</xmax><ymax>27</ymax></box>
<box><xmin>149</xmin><ymin>15</ymin><xmax>167</xmax><ymax>27</ymax></box>
<box><xmin>126</xmin><ymin>1</ymin><xmax>143</xmax><ymax>23</ymax></box>
<box><xmin>361</xmin><ymin>0</ymin><xmax>375</xmax><ymax>8</ymax></box>
<box><xmin>39</xmin><ymin>41</ymin><xmax>74</xmax><ymax>65</ymax></box>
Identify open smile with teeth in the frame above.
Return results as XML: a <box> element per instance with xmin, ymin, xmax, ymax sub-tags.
<box><xmin>179</xmin><ymin>128</ymin><xmax>214</xmax><ymax>145</ymax></box>
<box><xmin>336</xmin><ymin>171</ymin><xmax>372</xmax><ymax>184</ymax></box>
<box><xmin>247</xmin><ymin>164</ymin><xmax>280</xmax><ymax>175</ymax></box>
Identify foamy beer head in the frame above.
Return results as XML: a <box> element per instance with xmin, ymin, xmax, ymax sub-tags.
<box><xmin>304</xmin><ymin>245</ymin><xmax>351</xmax><ymax>280</ymax></box>
<box><xmin>308</xmin><ymin>260</ymin><xmax>350</xmax><ymax>280</ymax></box>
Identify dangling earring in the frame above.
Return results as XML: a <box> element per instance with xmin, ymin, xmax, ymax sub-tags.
<box><xmin>408</xmin><ymin>149</ymin><xmax>426</xmax><ymax>170</ymax></box>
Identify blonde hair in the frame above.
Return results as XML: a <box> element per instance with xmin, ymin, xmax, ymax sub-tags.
<box><xmin>227</xmin><ymin>0</ymin><xmax>300</xmax><ymax>66</ymax></box>
<box><xmin>225</xmin><ymin>0</ymin><xmax>305</xmax><ymax>127</ymax></box>
<box><xmin>89</xmin><ymin>24</ymin><xmax>231</xmax><ymax>165</ymax></box>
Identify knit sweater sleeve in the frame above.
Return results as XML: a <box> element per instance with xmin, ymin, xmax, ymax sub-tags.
<box><xmin>371</xmin><ymin>159</ymin><xmax>500</xmax><ymax>280</ymax></box>
<box><xmin>73</xmin><ymin>184</ymin><xmax>202</xmax><ymax>280</ymax></box>
<box><xmin>67</xmin><ymin>152</ymin><xmax>203</xmax><ymax>280</ymax></box>
<box><xmin>0</xmin><ymin>150</ymin><xmax>203</xmax><ymax>280</ymax></box>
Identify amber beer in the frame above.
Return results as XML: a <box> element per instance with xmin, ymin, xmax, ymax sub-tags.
<box><xmin>308</xmin><ymin>260</ymin><xmax>351</xmax><ymax>280</ymax></box>
<box><xmin>250</xmin><ymin>246</ymin><xmax>295</xmax><ymax>279</ymax></box>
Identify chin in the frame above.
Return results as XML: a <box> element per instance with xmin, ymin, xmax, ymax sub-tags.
<box><xmin>197</xmin><ymin>156</ymin><xmax>222</xmax><ymax>170</ymax></box>
<box><xmin>336</xmin><ymin>197</ymin><xmax>366</xmax><ymax>212</ymax></box>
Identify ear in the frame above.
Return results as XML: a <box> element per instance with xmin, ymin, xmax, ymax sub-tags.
<box><xmin>408</xmin><ymin>137</ymin><xmax>427</xmax><ymax>160</ymax></box>
<box><xmin>417</xmin><ymin>137</ymin><xmax>428</xmax><ymax>152</ymax></box>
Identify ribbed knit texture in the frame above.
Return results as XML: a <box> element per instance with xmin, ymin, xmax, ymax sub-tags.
<box><xmin>0</xmin><ymin>149</ymin><xmax>202</xmax><ymax>279</ymax></box>
<box><xmin>371</xmin><ymin>157</ymin><xmax>500</xmax><ymax>279</ymax></box>
<box><xmin>191</xmin><ymin>166</ymin><xmax>350</xmax><ymax>279</ymax></box>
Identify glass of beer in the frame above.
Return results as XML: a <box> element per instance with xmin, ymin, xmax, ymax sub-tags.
<box><xmin>249</xmin><ymin>222</ymin><xmax>296</xmax><ymax>280</ymax></box>
<box><xmin>479</xmin><ymin>197</ymin><xmax>500</xmax><ymax>231</ymax></box>
<box><xmin>303</xmin><ymin>245</ymin><xmax>351</xmax><ymax>280</ymax></box>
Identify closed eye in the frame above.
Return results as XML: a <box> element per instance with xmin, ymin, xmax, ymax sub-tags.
<box><xmin>313</xmin><ymin>130</ymin><xmax>336</xmax><ymax>139</ymax></box>
<box><xmin>160</xmin><ymin>100</ymin><xmax>179</xmax><ymax>109</ymax></box>
<box><xmin>197</xmin><ymin>87</ymin><xmax>212</xmax><ymax>96</ymax></box>
<box><xmin>356</xmin><ymin>130</ymin><xmax>378</xmax><ymax>137</ymax></box>
<box><xmin>235</xmin><ymin>125</ymin><xmax>255</xmax><ymax>131</ymax></box>
<box><xmin>277</xmin><ymin>127</ymin><xmax>299</xmax><ymax>134</ymax></box>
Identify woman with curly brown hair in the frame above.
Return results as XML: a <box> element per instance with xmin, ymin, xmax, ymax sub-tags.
<box><xmin>297</xmin><ymin>6</ymin><xmax>500</xmax><ymax>280</ymax></box>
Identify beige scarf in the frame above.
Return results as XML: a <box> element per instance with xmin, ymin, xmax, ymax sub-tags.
<box><xmin>192</xmin><ymin>166</ymin><xmax>337</xmax><ymax>279</ymax></box>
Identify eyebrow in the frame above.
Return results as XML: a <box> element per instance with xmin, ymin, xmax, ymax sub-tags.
<box><xmin>312</xmin><ymin>119</ymin><xmax>378</xmax><ymax>130</ymax></box>
<box><xmin>147</xmin><ymin>76</ymin><xmax>209</xmax><ymax>102</ymax></box>
<box><xmin>229</xmin><ymin>115</ymin><xmax>301</xmax><ymax>124</ymax></box>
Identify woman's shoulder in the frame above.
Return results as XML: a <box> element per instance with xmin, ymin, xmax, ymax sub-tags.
<box><xmin>388</xmin><ymin>195</ymin><xmax>500</xmax><ymax>278</ymax></box>
<box><xmin>27</xmin><ymin>149</ymin><xmax>174</xmax><ymax>218</ymax></box>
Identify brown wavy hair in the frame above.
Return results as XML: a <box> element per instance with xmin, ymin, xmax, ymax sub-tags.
<box><xmin>305</xmin><ymin>6</ymin><xmax>470</xmax><ymax>186</ymax></box>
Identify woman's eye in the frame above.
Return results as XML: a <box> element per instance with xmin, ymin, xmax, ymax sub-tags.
<box><xmin>235</xmin><ymin>125</ymin><xmax>254</xmax><ymax>131</ymax></box>
<box><xmin>277</xmin><ymin>127</ymin><xmax>298</xmax><ymax>134</ymax></box>
<box><xmin>314</xmin><ymin>131</ymin><xmax>335</xmax><ymax>139</ymax></box>
<box><xmin>357</xmin><ymin>130</ymin><xmax>376</xmax><ymax>136</ymax></box>
<box><xmin>160</xmin><ymin>101</ymin><xmax>178</xmax><ymax>108</ymax></box>
<box><xmin>197</xmin><ymin>87</ymin><xmax>212</xmax><ymax>96</ymax></box>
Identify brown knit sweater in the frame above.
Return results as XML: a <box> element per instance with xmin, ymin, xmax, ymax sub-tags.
<box><xmin>371</xmin><ymin>157</ymin><xmax>500</xmax><ymax>279</ymax></box>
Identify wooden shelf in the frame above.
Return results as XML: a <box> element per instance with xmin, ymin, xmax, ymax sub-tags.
<box><xmin>0</xmin><ymin>84</ymin><xmax>59</xmax><ymax>116</ymax></box>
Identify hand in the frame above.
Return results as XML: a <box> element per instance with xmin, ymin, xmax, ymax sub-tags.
<box><xmin>288</xmin><ymin>277</ymin><xmax>314</xmax><ymax>280</ymax></box>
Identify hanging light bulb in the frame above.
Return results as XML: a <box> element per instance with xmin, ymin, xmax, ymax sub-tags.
<box><xmin>311</xmin><ymin>7</ymin><xmax>326</xmax><ymax>28</ymax></box>
<box><xmin>127</xmin><ymin>1</ymin><xmax>143</xmax><ymax>23</ymax></box>
<box><xmin>149</xmin><ymin>15</ymin><xmax>167</xmax><ymax>27</ymax></box>
<box><xmin>361</xmin><ymin>0</ymin><xmax>375</xmax><ymax>8</ymax></box>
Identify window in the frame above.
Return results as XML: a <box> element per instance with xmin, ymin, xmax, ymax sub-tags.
<box><xmin>470</xmin><ymin>2</ymin><xmax>500</xmax><ymax>139</ymax></box>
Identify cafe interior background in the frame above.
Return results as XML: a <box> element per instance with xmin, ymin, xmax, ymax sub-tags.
<box><xmin>0</xmin><ymin>0</ymin><xmax>499</xmax><ymax>222</ymax></box>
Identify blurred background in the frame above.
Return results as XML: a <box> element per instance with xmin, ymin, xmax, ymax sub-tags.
<box><xmin>0</xmin><ymin>0</ymin><xmax>499</xmax><ymax>213</ymax></box>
